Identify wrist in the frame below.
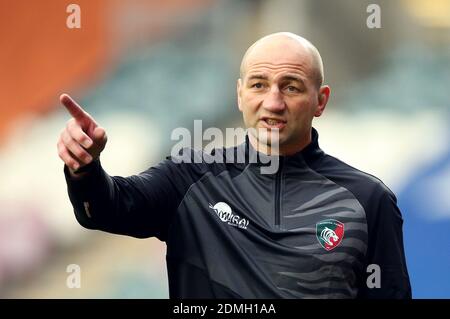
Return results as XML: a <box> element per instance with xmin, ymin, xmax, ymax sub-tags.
<box><xmin>70</xmin><ymin>158</ymin><xmax>99</xmax><ymax>177</ymax></box>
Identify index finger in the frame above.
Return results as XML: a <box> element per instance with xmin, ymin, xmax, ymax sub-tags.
<box><xmin>60</xmin><ymin>93</ymin><xmax>89</xmax><ymax>120</ymax></box>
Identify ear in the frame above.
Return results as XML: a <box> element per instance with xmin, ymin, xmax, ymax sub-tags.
<box><xmin>237</xmin><ymin>78</ymin><xmax>243</xmax><ymax>112</ymax></box>
<box><xmin>314</xmin><ymin>85</ymin><xmax>331</xmax><ymax>117</ymax></box>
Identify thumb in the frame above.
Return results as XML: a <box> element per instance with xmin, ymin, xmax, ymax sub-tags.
<box><xmin>92</xmin><ymin>126</ymin><xmax>107</xmax><ymax>147</ymax></box>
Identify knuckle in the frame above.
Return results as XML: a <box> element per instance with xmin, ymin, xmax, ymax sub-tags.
<box><xmin>67</xmin><ymin>119</ymin><xmax>79</xmax><ymax>131</ymax></box>
<box><xmin>66</xmin><ymin>136</ymin><xmax>77</xmax><ymax>148</ymax></box>
<box><xmin>71</xmin><ymin>128</ymin><xmax>83</xmax><ymax>141</ymax></box>
<box><xmin>57</xmin><ymin>144</ymin><xmax>64</xmax><ymax>155</ymax></box>
<box><xmin>61</xmin><ymin>131</ymin><xmax>70</xmax><ymax>144</ymax></box>
<box><xmin>76</xmin><ymin>133</ymin><xmax>87</xmax><ymax>145</ymax></box>
<box><xmin>67</xmin><ymin>123</ymin><xmax>76</xmax><ymax>135</ymax></box>
<box><xmin>73</xmin><ymin>147</ymin><xmax>83</xmax><ymax>158</ymax></box>
<box><xmin>61</xmin><ymin>135</ymin><xmax>69</xmax><ymax>146</ymax></box>
<box><xmin>59</xmin><ymin>151</ymin><xmax>68</xmax><ymax>162</ymax></box>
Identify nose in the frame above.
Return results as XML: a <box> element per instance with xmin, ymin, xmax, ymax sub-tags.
<box><xmin>262</xmin><ymin>86</ymin><xmax>286</xmax><ymax>112</ymax></box>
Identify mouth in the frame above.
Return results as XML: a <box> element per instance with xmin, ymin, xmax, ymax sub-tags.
<box><xmin>260</xmin><ymin>117</ymin><xmax>287</xmax><ymax>129</ymax></box>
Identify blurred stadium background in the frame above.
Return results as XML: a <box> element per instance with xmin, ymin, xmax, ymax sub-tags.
<box><xmin>0</xmin><ymin>0</ymin><xmax>448</xmax><ymax>298</ymax></box>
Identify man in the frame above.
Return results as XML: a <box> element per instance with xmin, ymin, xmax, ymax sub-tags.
<box><xmin>58</xmin><ymin>32</ymin><xmax>411</xmax><ymax>298</ymax></box>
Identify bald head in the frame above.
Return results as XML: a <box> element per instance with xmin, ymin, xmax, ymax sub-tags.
<box><xmin>240</xmin><ymin>32</ymin><xmax>324</xmax><ymax>88</ymax></box>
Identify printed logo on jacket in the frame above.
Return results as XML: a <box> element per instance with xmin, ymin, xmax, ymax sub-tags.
<box><xmin>316</xmin><ymin>219</ymin><xmax>344</xmax><ymax>251</ymax></box>
<box><xmin>209</xmin><ymin>202</ymin><xmax>249</xmax><ymax>230</ymax></box>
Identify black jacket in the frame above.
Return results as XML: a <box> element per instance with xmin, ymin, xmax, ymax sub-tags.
<box><xmin>64</xmin><ymin>128</ymin><xmax>411</xmax><ymax>298</ymax></box>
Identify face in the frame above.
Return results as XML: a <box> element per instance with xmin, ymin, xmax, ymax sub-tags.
<box><xmin>237</xmin><ymin>37</ymin><xmax>330</xmax><ymax>155</ymax></box>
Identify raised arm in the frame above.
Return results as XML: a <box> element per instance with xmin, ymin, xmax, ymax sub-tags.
<box><xmin>57</xmin><ymin>94</ymin><xmax>181</xmax><ymax>240</ymax></box>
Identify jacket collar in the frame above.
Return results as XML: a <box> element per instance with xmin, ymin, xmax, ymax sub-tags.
<box><xmin>236</xmin><ymin>127</ymin><xmax>325</xmax><ymax>170</ymax></box>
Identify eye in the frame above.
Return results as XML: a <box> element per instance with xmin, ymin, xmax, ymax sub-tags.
<box><xmin>251</xmin><ymin>82</ymin><xmax>263</xmax><ymax>89</ymax></box>
<box><xmin>285</xmin><ymin>85</ymin><xmax>299</xmax><ymax>92</ymax></box>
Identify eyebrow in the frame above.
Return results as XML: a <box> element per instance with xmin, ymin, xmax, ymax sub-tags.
<box><xmin>246</xmin><ymin>74</ymin><xmax>305</xmax><ymax>86</ymax></box>
<box><xmin>281</xmin><ymin>75</ymin><xmax>304</xmax><ymax>84</ymax></box>
<box><xmin>246</xmin><ymin>74</ymin><xmax>269</xmax><ymax>81</ymax></box>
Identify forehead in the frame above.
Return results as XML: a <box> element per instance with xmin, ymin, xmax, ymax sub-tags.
<box><xmin>243</xmin><ymin>39</ymin><xmax>313</xmax><ymax>79</ymax></box>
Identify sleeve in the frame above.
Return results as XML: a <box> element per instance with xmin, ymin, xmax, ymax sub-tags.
<box><xmin>64</xmin><ymin>157</ymin><xmax>184</xmax><ymax>241</ymax></box>
<box><xmin>357</xmin><ymin>187</ymin><xmax>412</xmax><ymax>299</ymax></box>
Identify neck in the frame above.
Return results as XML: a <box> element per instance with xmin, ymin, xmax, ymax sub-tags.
<box><xmin>248</xmin><ymin>130</ymin><xmax>312</xmax><ymax>156</ymax></box>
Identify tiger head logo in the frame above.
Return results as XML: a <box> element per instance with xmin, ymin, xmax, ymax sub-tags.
<box><xmin>316</xmin><ymin>219</ymin><xmax>344</xmax><ymax>251</ymax></box>
<box><xmin>320</xmin><ymin>227</ymin><xmax>339</xmax><ymax>246</ymax></box>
